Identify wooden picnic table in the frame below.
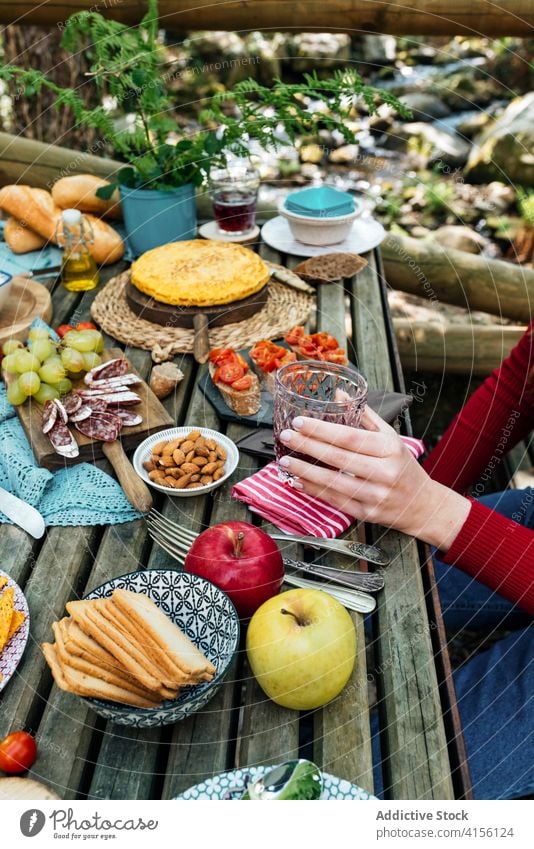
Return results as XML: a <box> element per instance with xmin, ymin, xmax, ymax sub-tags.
<box><xmin>0</xmin><ymin>239</ymin><xmax>471</xmax><ymax>800</ymax></box>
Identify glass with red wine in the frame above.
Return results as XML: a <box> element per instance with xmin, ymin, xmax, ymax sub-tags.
<box><xmin>209</xmin><ymin>165</ymin><xmax>260</xmax><ymax>235</ymax></box>
<box><xmin>273</xmin><ymin>360</ymin><xmax>368</xmax><ymax>482</ymax></box>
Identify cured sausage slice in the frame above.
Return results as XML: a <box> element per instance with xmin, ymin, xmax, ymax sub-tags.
<box><xmin>52</xmin><ymin>399</ymin><xmax>69</xmax><ymax>424</ymax></box>
<box><xmin>112</xmin><ymin>408</ymin><xmax>143</xmax><ymax>426</ymax></box>
<box><xmin>68</xmin><ymin>405</ymin><xmax>93</xmax><ymax>423</ymax></box>
<box><xmin>42</xmin><ymin>400</ymin><xmax>58</xmax><ymax>434</ymax></box>
<box><xmin>61</xmin><ymin>392</ymin><xmax>83</xmax><ymax>415</ymax></box>
<box><xmin>48</xmin><ymin>421</ymin><xmax>79</xmax><ymax>458</ymax></box>
<box><xmin>84</xmin><ymin>358</ymin><xmax>129</xmax><ymax>385</ymax></box>
<box><xmin>94</xmin><ymin>391</ymin><xmax>141</xmax><ymax>407</ymax></box>
<box><xmin>74</xmin><ymin>412</ymin><xmax>122</xmax><ymax>442</ymax></box>
<box><xmin>79</xmin><ymin>386</ymin><xmax>129</xmax><ymax>397</ymax></box>
<box><xmin>82</xmin><ymin>397</ymin><xmax>109</xmax><ymax>413</ymax></box>
<box><xmin>87</xmin><ymin>374</ymin><xmax>141</xmax><ymax>389</ymax></box>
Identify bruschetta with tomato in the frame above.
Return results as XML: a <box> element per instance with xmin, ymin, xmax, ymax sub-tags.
<box><xmin>249</xmin><ymin>340</ymin><xmax>297</xmax><ymax>394</ymax></box>
<box><xmin>284</xmin><ymin>326</ymin><xmax>348</xmax><ymax>365</ymax></box>
<box><xmin>209</xmin><ymin>348</ymin><xmax>261</xmax><ymax>416</ymax></box>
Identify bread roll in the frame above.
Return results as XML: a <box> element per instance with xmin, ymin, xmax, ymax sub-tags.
<box><xmin>3</xmin><ymin>216</ymin><xmax>47</xmax><ymax>253</ymax></box>
<box><xmin>83</xmin><ymin>214</ymin><xmax>124</xmax><ymax>265</ymax></box>
<box><xmin>0</xmin><ymin>185</ymin><xmax>124</xmax><ymax>265</ymax></box>
<box><xmin>0</xmin><ymin>185</ymin><xmax>61</xmax><ymax>241</ymax></box>
<box><xmin>52</xmin><ymin>175</ymin><xmax>122</xmax><ymax>220</ymax></box>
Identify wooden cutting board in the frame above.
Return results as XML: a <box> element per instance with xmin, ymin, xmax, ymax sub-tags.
<box><xmin>16</xmin><ymin>348</ymin><xmax>173</xmax><ymax>471</ymax></box>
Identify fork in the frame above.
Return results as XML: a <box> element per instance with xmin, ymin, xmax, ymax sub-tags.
<box><xmin>146</xmin><ymin>515</ymin><xmax>377</xmax><ymax>613</ymax></box>
<box><xmin>146</xmin><ymin>510</ymin><xmax>384</xmax><ymax>593</ymax></box>
<box><xmin>146</xmin><ymin>509</ymin><xmax>390</xmax><ymax>566</ymax></box>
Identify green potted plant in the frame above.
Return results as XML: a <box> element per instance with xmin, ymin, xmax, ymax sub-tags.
<box><xmin>0</xmin><ymin>0</ymin><xmax>409</xmax><ymax>255</ymax></box>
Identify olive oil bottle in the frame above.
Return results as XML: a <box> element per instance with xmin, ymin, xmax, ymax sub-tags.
<box><xmin>56</xmin><ymin>208</ymin><xmax>100</xmax><ymax>292</ymax></box>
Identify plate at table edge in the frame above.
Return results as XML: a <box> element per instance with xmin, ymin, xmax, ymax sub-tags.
<box><xmin>175</xmin><ymin>764</ymin><xmax>377</xmax><ymax>800</ymax></box>
<box><xmin>0</xmin><ymin>571</ymin><xmax>30</xmax><ymax>693</ymax></box>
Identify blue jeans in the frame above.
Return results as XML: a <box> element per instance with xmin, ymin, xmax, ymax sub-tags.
<box><xmin>371</xmin><ymin>488</ymin><xmax>534</xmax><ymax>800</ymax></box>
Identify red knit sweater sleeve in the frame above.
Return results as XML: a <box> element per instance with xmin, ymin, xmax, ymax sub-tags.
<box><xmin>423</xmin><ymin>322</ymin><xmax>534</xmax><ymax>493</ymax></box>
<box><xmin>441</xmin><ymin>498</ymin><xmax>534</xmax><ymax>615</ymax></box>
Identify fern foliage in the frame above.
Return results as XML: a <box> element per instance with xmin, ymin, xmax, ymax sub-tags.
<box><xmin>0</xmin><ymin>0</ymin><xmax>409</xmax><ymax>190</ymax></box>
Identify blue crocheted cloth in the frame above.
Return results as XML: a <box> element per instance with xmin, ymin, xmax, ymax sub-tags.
<box><xmin>0</xmin><ymin>383</ymin><xmax>142</xmax><ymax>527</ymax></box>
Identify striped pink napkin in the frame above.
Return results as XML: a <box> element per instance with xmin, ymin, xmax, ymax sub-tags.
<box><xmin>232</xmin><ymin>435</ymin><xmax>425</xmax><ymax>538</ymax></box>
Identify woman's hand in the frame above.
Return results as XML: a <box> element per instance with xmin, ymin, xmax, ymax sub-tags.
<box><xmin>278</xmin><ymin>406</ymin><xmax>471</xmax><ymax>552</ymax></box>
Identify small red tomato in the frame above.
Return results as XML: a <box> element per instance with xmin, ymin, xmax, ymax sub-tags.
<box><xmin>56</xmin><ymin>324</ymin><xmax>74</xmax><ymax>338</ymax></box>
<box><xmin>0</xmin><ymin>731</ymin><xmax>37</xmax><ymax>774</ymax></box>
<box><xmin>76</xmin><ymin>321</ymin><xmax>97</xmax><ymax>331</ymax></box>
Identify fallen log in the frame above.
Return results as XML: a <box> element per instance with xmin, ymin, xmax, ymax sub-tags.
<box><xmin>382</xmin><ymin>233</ymin><xmax>534</xmax><ymax>325</ymax></box>
<box><xmin>394</xmin><ymin>319</ymin><xmax>525</xmax><ymax>375</ymax></box>
<box><xmin>0</xmin><ymin>1</ymin><xmax>533</xmax><ymax>36</ymax></box>
<box><xmin>0</xmin><ymin>133</ymin><xmax>122</xmax><ymax>189</ymax></box>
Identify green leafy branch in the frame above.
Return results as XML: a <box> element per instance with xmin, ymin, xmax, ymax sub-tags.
<box><xmin>0</xmin><ymin>0</ymin><xmax>410</xmax><ymax>192</ymax></box>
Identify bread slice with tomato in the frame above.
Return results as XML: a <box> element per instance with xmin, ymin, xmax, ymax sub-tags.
<box><xmin>249</xmin><ymin>340</ymin><xmax>296</xmax><ymax>395</ymax></box>
<box><xmin>284</xmin><ymin>326</ymin><xmax>348</xmax><ymax>365</ymax></box>
<box><xmin>209</xmin><ymin>348</ymin><xmax>261</xmax><ymax>417</ymax></box>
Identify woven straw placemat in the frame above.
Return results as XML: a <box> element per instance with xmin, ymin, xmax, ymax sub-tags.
<box><xmin>91</xmin><ymin>270</ymin><xmax>314</xmax><ymax>362</ymax></box>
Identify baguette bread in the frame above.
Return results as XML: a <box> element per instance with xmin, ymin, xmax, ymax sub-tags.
<box><xmin>208</xmin><ymin>362</ymin><xmax>261</xmax><ymax>417</ymax></box>
<box><xmin>52</xmin><ymin>175</ymin><xmax>122</xmax><ymax>220</ymax></box>
<box><xmin>0</xmin><ymin>185</ymin><xmax>60</xmax><ymax>241</ymax></box>
<box><xmin>3</xmin><ymin>216</ymin><xmax>47</xmax><ymax>253</ymax></box>
<box><xmin>0</xmin><ymin>184</ymin><xmax>124</xmax><ymax>264</ymax></box>
<box><xmin>112</xmin><ymin>589</ymin><xmax>216</xmax><ymax>679</ymax></box>
<box><xmin>68</xmin><ymin>213</ymin><xmax>124</xmax><ymax>265</ymax></box>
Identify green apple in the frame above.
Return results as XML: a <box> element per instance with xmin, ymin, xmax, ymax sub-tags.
<box><xmin>246</xmin><ymin>588</ymin><xmax>356</xmax><ymax>710</ymax></box>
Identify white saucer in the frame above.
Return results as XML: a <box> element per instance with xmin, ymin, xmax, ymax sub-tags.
<box><xmin>261</xmin><ymin>215</ymin><xmax>386</xmax><ymax>257</ymax></box>
<box><xmin>198</xmin><ymin>221</ymin><xmax>261</xmax><ymax>244</ymax></box>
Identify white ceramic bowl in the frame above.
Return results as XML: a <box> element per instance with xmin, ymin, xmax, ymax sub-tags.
<box><xmin>0</xmin><ymin>270</ymin><xmax>12</xmax><ymax>312</ymax></box>
<box><xmin>133</xmin><ymin>426</ymin><xmax>239</xmax><ymax>497</ymax></box>
<box><xmin>279</xmin><ymin>202</ymin><xmax>361</xmax><ymax>246</ymax></box>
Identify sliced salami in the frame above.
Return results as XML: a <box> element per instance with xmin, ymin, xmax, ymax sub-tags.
<box><xmin>84</xmin><ymin>358</ymin><xmax>129</xmax><ymax>385</ymax></box>
<box><xmin>52</xmin><ymin>399</ymin><xmax>69</xmax><ymax>424</ymax></box>
<box><xmin>42</xmin><ymin>400</ymin><xmax>58</xmax><ymax>434</ymax></box>
<box><xmin>88</xmin><ymin>373</ymin><xmax>141</xmax><ymax>389</ymax></box>
<box><xmin>94</xmin><ymin>391</ymin><xmax>141</xmax><ymax>407</ymax></box>
<box><xmin>48</xmin><ymin>421</ymin><xmax>79</xmax><ymax>458</ymax></box>
<box><xmin>113</xmin><ymin>408</ymin><xmax>143</xmax><ymax>427</ymax></box>
<box><xmin>61</xmin><ymin>392</ymin><xmax>83</xmax><ymax>415</ymax></box>
<box><xmin>68</xmin><ymin>405</ymin><xmax>93</xmax><ymax>423</ymax></box>
<box><xmin>82</xmin><ymin>397</ymin><xmax>109</xmax><ymax>413</ymax></box>
<box><xmin>74</xmin><ymin>412</ymin><xmax>121</xmax><ymax>442</ymax></box>
<box><xmin>79</xmin><ymin>386</ymin><xmax>129</xmax><ymax>397</ymax></box>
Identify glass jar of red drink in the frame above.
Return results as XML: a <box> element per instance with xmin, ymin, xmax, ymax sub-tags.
<box><xmin>209</xmin><ymin>165</ymin><xmax>260</xmax><ymax>235</ymax></box>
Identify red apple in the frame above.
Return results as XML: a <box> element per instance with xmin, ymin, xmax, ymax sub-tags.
<box><xmin>184</xmin><ymin>521</ymin><xmax>284</xmax><ymax>618</ymax></box>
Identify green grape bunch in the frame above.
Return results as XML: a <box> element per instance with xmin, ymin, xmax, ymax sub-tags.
<box><xmin>1</xmin><ymin>327</ymin><xmax>105</xmax><ymax>407</ymax></box>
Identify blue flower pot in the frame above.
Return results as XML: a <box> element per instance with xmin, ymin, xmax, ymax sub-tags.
<box><xmin>119</xmin><ymin>183</ymin><xmax>197</xmax><ymax>256</ymax></box>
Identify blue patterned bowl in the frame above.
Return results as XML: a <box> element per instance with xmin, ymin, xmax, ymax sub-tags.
<box><xmin>82</xmin><ymin>569</ymin><xmax>240</xmax><ymax>727</ymax></box>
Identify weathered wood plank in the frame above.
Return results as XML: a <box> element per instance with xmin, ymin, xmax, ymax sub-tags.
<box><xmin>350</xmin><ymin>260</ymin><xmax>454</xmax><ymax>799</ymax></box>
<box><xmin>4</xmin><ymin>1</ymin><xmax>532</xmax><ymax>36</ymax></box>
<box><xmin>158</xmin><ymin>367</ymin><xmax>241</xmax><ymax>795</ymax></box>
<box><xmin>371</xmin><ymin>530</ymin><xmax>454</xmax><ymax>799</ymax></box>
<box><xmin>315</xmin><ymin>280</ymin><xmax>348</xmax><ymax>348</ymax></box>
<box><xmin>351</xmin><ymin>252</ymin><xmax>393</xmax><ymax>390</ymax></box>
<box><xmin>312</xmin><ymin>280</ymin><xmax>372</xmax><ymax>792</ymax></box>
<box><xmin>0</xmin><ymin>526</ymin><xmax>99</xmax><ymax>739</ymax></box>
<box><xmin>89</xmin><ymin>727</ymin><xmax>163</xmax><ymax>800</ymax></box>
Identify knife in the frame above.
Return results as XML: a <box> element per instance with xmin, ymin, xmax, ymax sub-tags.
<box><xmin>0</xmin><ymin>486</ymin><xmax>45</xmax><ymax>538</ymax></box>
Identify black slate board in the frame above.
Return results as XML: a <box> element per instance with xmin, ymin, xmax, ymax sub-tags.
<box><xmin>198</xmin><ymin>369</ymin><xmax>273</xmax><ymax>427</ymax></box>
